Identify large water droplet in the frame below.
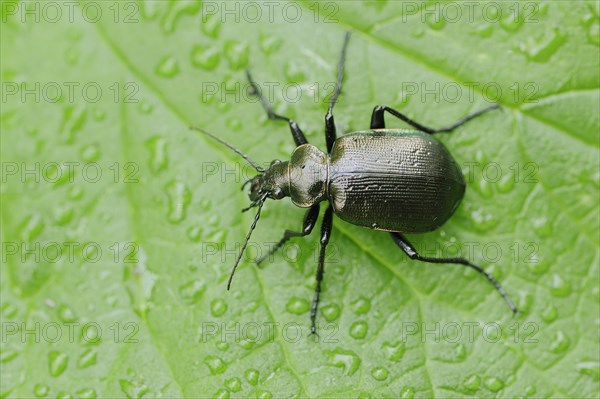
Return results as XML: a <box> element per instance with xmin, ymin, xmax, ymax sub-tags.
<box><xmin>191</xmin><ymin>45</ymin><xmax>220</xmax><ymax>70</ymax></box>
<box><xmin>165</xmin><ymin>180</ymin><xmax>191</xmax><ymax>223</ymax></box>
<box><xmin>224</xmin><ymin>40</ymin><xmax>249</xmax><ymax>70</ymax></box>
<box><xmin>349</xmin><ymin>321</ymin><xmax>368</xmax><ymax>339</ymax></box>
<box><xmin>483</xmin><ymin>376</ymin><xmax>504</xmax><ymax>392</ymax></box>
<box><xmin>145</xmin><ymin>136</ymin><xmax>168</xmax><ymax>174</ymax></box>
<box><xmin>78</xmin><ymin>348</ymin><xmax>97</xmax><ymax>368</ymax></box>
<box><xmin>245</xmin><ymin>368</ymin><xmax>259</xmax><ymax>385</ymax></box>
<box><xmin>351</xmin><ymin>296</ymin><xmax>371</xmax><ymax>315</ymax></box>
<box><xmin>48</xmin><ymin>351</ymin><xmax>68</xmax><ymax>376</ymax></box>
<box><xmin>549</xmin><ymin>330</ymin><xmax>570</xmax><ymax>354</ymax></box>
<box><xmin>210</xmin><ymin>299</ymin><xmax>228</xmax><ymax>316</ymax></box>
<box><xmin>155</xmin><ymin>56</ymin><xmax>179</xmax><ymax>78</ymax></box>
<box><xmin>371</xmin><ymin>366</ymin><xmax>388</xmax><ymax>381</ymax></box>
<box><xmin>285</xmin><ymin>297</ymin><xmax>309</xmax><ymax>315</ymax></box>
<box><xmin>204</xmin><ymin>355</ymin><xmax>227</xmax><ymax>374</ymax></box>
<box><xmin>515</xmin><ymin>27</ymin><xmax>567</xmax><ymax>62</ymax></box>
<box><xmin>325</xmin><ymin>347</ymin><xmax>360</xmax><ymax>376</ymax></box>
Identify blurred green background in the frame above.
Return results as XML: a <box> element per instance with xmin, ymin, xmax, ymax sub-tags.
<box><xmin>1</xmin><ymin>1</ymin><xmax>599</xmax><ymax>397</ymax></box>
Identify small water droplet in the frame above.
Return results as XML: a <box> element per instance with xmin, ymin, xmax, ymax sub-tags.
<box><xmin>20</xmin><ymin>214</ymin><xmax>45</xmax><ymax>242</ymax></box>
<box><xmin>383</xmin><ymin>341</ymin><xmax>405</xmax><ymax>362</ymax></box>
<box><xmin>245</xmin><ymin>368</ymin><xmax>259</xmax><ymax>385</ymax></box>
<box><xmin>155</xmin><ymin>56</ymin><xmax>179</xmax><ymax>78</ymax></box>
<box><xmin>326</xmin><ymin>347</ymin><xmax>360</xmax><ymax>376</ymax></box>
<box><xmin>213</xmin><ymin>389</ymin><xmax>230</xmax><ymax>399</ymax></box>
<box><xmin>532</xmin><ymin>216</ymin><xmax>552</xmax><ymax>237</ymax></box>
<box><xmin>224</xmin><ymin>40</ymin><xmax>249</xmax><ymax>70</ymax></box>
<box><xmin>145</xmin><ymin>136</ymin><xmax>168</xmax><ymax>174</ymax></box>
<box><xmin>75</xmin><ymin>388</ymin><xmax>97</xmax><ymax>399</ymax></box>
<box><xmin>398</xmin><ymin>386</ymin><xmax>414</xmax><ymax>399</ymax></box>
<box><xmin>576</xmin><ymin>361</ymin><xmax>599</xmax><ymax>379</ymax></box>
<box><xmin>53</xmin><ymin>206</ymin><xmax>74</xmax><ymax>225</ymax></box>
<box><xmin>211</xmin><ymin>299</ymin><xmax>228</xmax><ymax>316</ymax></box>
<box><xmin>351</xmin><ymin>296</ymin><xmax>371</xmax><ymax>315</ymax></box>
<box><xmin>321</xmin><ymin>303</ymin><xmax>341</xmax><ymax>321</ymax></box>
<box><xmin>187</xmin><ymin>226</ymin><xmax>203</xmax><ymax>242</ymax></box>
<box><xmin>464</xmin><ymin>374</ymin><xmax>480</xmax><ymax>390</ymax></box>
<box><xmin>500</xmin><ymin>10</ymin><xmax>524</xmax><ymax>32</ymax></box>
<box><xmin>425</xmin><ymin>12</ymin><xmax>445</xmax><ymax>30</ymax></box>
<box><xmin>225</xmin><ymin>377</ymin><xmax>241</xmax><ymax>392</ymax></box>
<box><xmin>139</xmin><ymin>102</ymin><xmax>153</xmax><ymax>114</ymax></box>
<box><xmin>165</xmin><ymin>180</ymin><xmax>191</xmax><ymax>223</ymax></box>
<box><xmin>497</xmin><ymin>173</ymin><xmax>515</xmax><ymax>193</ymax></box>
<box><xmin>0</xmin><ymin>348</ymin><xmax>19</xmax><ymax>363</ymax></box>
<box><xmin>515</xmin><ymin>27</ymin><xmax>567</xmax><ymax>62</ymax></box>
<box><xmin>371</xmin><ymin>366</ymin><xmax>388</xmax><ymax>381</ymax></box>
<box><xmin>349</xmin><ymin>321</ymin><xmax>368</xmax><ymax>339</ymax></box>
<box><xmin>204</xmin><ymin>355</ymin><xmax>227</xmax><ymax>374</ymax></box>
<box><xmin>474</xmin><ymin>24</ymin><xmax>493</xmax><ymax>38</ymax></box>
<box><xmin>256</xmin><ymin>390</ymin><xmax>272</xmax><ymax>399</ymax></box>
<box><xmin>285</xmin><ymin>297</ymin><xmax>309</xmax><ymax>315</ymax></box>
<box><xmin>34</xmin><ymin>383</ymin><xmax>49</xmax><ymax>397</ymax></box>
<box><xmin>68</xmin><ymin>186</ymin><xmax>84</xmax><ymax>200</ymax></box>
<box><xmin>201</xmin><ymin>13</ymin><xmax>220</xmax><ymax>38</ymax></box>
<box><xmin>549</xmin><ymin>330</ymin><xmax>570</xmax><ymax>353</ymax></box>
<box><xmin>284</xmin><ymin>61</ymin><xmax>306</xmax><ymax>83</ymax></box>
<box><xmin>81</xmin><ymin>144</ymin><xmax>100</xmax><ymax>162</ymax></box>
<box><xmin>56</xmin><ymin>391</ymin><xmax>73</xmax><ymax>399</ymax></box>
<box><xmin>550</xmin><ymin>274</ymin><xmax>571</xmax><ymax>297</ymax></box>
<box><xmin>178</xmin><ymin>280</ymin><xmax>205</xmax><ymax>305</ymax></box>
<box><xmin>78</xmin><ymin>348</ymin><xmax>97</xmax><ymax>368</ymax></box>
<box><xmin>57</xmin><ymin>304</ymin><xmax>77</xmax><ymax>322</ymax></box>
<box><xmin>119</xmin><ymin>377</ymin><xmax>149</xmax><ymax>399</ymax></box>
<box><xmin>160</xmin><ymin>1</ymin><xmax>200</xmax><ymax>33</ymax></box>
<box><xmin>541</xmin><ymin>304</ymin><xmax>557</xmax><ymax>322</ymax></box>
<box><xmin>259</xmin><ymin>33</ymin><xmax>282</xmax><ymax>55</ymax></box>
<box><xmin>191</xmin><ymin>45</ymin><xmax>220</xmax><ymax>70</ymax></box>
<box><xmin>483</xmin><ymin>376</ymin><xmax>504</xmax><ymax>392</ymax></box>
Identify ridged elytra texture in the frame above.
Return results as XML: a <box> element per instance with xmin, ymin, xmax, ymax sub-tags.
<box><xmin>328</xmin><ymin>130</ymin><xmax>465</xmax><ymax>233</ymax></box>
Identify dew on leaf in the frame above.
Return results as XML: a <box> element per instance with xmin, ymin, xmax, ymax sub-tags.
<box><xmin>160</xmin><ymin>1</ymin><xmax>201</xmax><ymax>33</ymax></box>
<box><xmin>56</xmin><ymin>391</ymin><xmax>73</xmax><ymax>399</ymax></box>
<box><xmin>483</xmin><ymin>376</ymin><xmax>504</xmax><ymax>392</ymax></box>
<box><xmin>201</xmin><ymin>13</ymin><xmax>221</xmax><ymax>38</ymax></box>
<box><xmin>382</xmin><ymin>341</ymin><xmax>405</xmax><ymax>362</ymax></box>
<box><xmin>326</xmin><ymin>347</ymin><xmax>361</xmax><ymax>376</ymax></box>
<box><xmin>119</xmin><ymin>377</ymin><xmax>149</xmax><ymax>399</ymax></box>
<box><xmin>464</xmin><ymin>374</ymin><xmax>480</xmax><ymax>390</ymax></box>
<box><xmin>321</xmin><ymin>303</ymin><xmax>341</xmax><ymax>321</ymax></box>
<box><xmin>178</xmin><ymin>279</ymin><xmax>206</xmax><ymax>305</ymax></box>
<box><xmin>0</xmin><ymin>348</ymin><xmax>19</xmax><ymax>363</ymax></box>
<box><xmin>34</xmin><ymin>383</ymin><xmax>49</xmax><ymax>397</ymax></box>
<box><xmin>514</xmin><ymin>27</ymin><xmax>567</xmax><ymax>62</ymax></box>
<box><xmin>20</xmin><ymin>214</ymin><xmax>45</xmax><ymax>242</ymax></box>
<box><xmin>224</xmin><ymin>40</ymin><xmax>249</xmax><ymax>70</ymax></box>
<box><xmin>224</xmin><ymin>377</ymin><xmax>241</xmax><ymax>392</ymax></box>
<box><xmin>350</xmin><ymin>296</ymin><xmax>371</xmax><ymax>315</ymax></box>
<box><xmin>349</xmin><ymin>321</ymin><xmax>368</xmax><ymax>339</ymax></box>
<box><xmin>285</xmin><ymin>297</ymin><xmax>309</xmax><ymax>315</ymax></box>
<box><xmin>259</xmin><ymin>33</ymin><xmax>282</xmax><ymax>55</ymax></box>
<box><xmin>205</xmin><ymin>355</ymin><xmax>227</xmax><ymax>375</ymax></box>
<box><xmin>191</xmin><ymin>44</ymin><xmax>220</xmax><ymax>70</ymax></box>
<box><xmin>549</xmin><ymin>330</ymin><xmax>570</xmax><ymax>354</ymax></box>
<box><xmin>256</xmin><ymin>390</ymin><xmax>272</xmax><ymax>399</ymax></box>
<box><xmin>75</xmin><ymin>388</ymin><xmax>97</xmax><ymax>399</ymax></box>
<box><xmin>57</xmin><ymin>304</ymin><xmax>77</xmax><ymax>323</ymax></box>
<box><xmin>53</xmin><ymin>205</ymin><xmax>74</xmax><ymax>226</ymax></box>
<box><xmin>541</xmin><ymin>303</ymin><xmax>558</xmax><ymax>322</ymax></box>
<box><xmin>81</xmin><ymin>144</ymin><xmax>100</xmax><ymax>162</ymax></box>
<box><xmin>145</xmin><ymin>136</ymin><xmax>168</xmax><ymax>174</ymax></box>
<box><xmin>212</xmin><ymin>389</ymin><xmax>229</xmax><ymax>399</ymax></box>
<box><xmin>576</xmin><ymin>361</ymin><xmax>599</xmax><ymax>379</ymax></box>
<box><xmin>371</xmin><ymin>366</ymin><xmax>388</xmax><ymax>381</ymax></box>
<box><xmin>210</xmin><ymin>299</ymin><xmax>228</xmax><ymax>316</ymax></box>
<box><xmin>245</xmin><ymin>368</ymin><xmax>259</xmax><ymax>385</ymax></box>
<box><xmin>48</xmin><ymin>351</ymin><xmax>68</xmax><ymax>377</ymax></box>
<box><xmin>399</xmin><ymin>386</ymin><xmax>415</xmax><ymax>399</ymax></box>
<box><xmin>155</xmin><ymin>56</ymin><xmax>179</xmax><ymax>78</ymax></box>
<box><xmin>77</xmin><ymin>348</ymin><xmax>97</xmax><ymax>368</ymax></box>
<box><xmin>550</xmin><ymin>273</ymin><xmax>571</xmax><ymax>297</ymax></box>
<box><xmin>164</xmin><ymin>179</ymin><xmax>191</xmax><ymax>223</ymax></box>
<box><xmin>187</xmin><ymin>226</ymin><xmax>203</xmax><ymax>242</ymax></box>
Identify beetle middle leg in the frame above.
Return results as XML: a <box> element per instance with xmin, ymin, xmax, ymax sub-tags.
<box><xmin>370</xmin><ymin>104</ymin><xmax>500</xmax><ymax>133</ymax></box>
<box><xmin>246</xmin><ymin>69</ymin><xmax>308</xmax><ymax>146</ymax></box>
<box><xmin>390</xmin><ymin>232</ymin><xmax>518</xmax><ymax>314</ymax></box>
<box><xmin>255</xmin><ymin>204</ymin><xmax>320</xmax><ymax>266</ymax></box>
<box><xmin>311</xmin><ymin>205</ymin><xmax>334</xmax><ymax>335</ymax></box>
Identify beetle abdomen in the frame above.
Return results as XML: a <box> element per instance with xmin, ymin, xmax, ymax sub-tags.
<box><xmin>328</xmin><ymin>130</ymin><xmax>465</xmax><ymax>233</ymax></box>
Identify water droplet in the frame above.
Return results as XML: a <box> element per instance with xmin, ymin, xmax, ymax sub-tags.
<box><xmin>500</xmin><ymin>10</ymin><xmax>523</xmax><ymax>32</ymax></box>
<box><xmin>469</xmin><ymin>207</ymin><xmax>498</xmax><ymax>230</ymax></box>
<box><xmin>474</xmin><ymin>24</ymin><xmax>493</xmax><ymax>38</ymax></box>
<box><xmin>160</xmin><ymin>1</ymin><xmax>200</xmax><ymax>33</ymax></box>
<box><xmin>205</xmin><ymin>355</ymin><xmax>227</xmax><ymax>374</ymax></box>
<box><xmin>224</xmin><ymin>40</ymin><xmax>249</xmax><ymax>70</ymax></box>
<box><xmin>139</xmin><ymin>102</ymin><xmax>153</xmax><ymax>114</ymax></box>
<box><xmin>60</xmin><ymin>105</ymin><xmax>87</xmax><ymax>144</ymax></box>
<box><xmin>541</xmin><ymin>304</ymin><xmax>557</xmax><ymax>322</ymax></box>
<box><xmin>321</xmin><ymin>303</ymin><xmax>341</xmax><ymax>321</ymax></box>
<box><xmin>201</xmin><ymin>13</ymin><xmax>220</xmax><ymax>38</ymax></box>
<box><xmin>588</xmin><ymin>21</ymin><xmax>599</xmax><ymax>46</ymax></box>
<box><xmin>256</xmin><ymin>390</ymin><xmax>272</xmax><ymax>399</ymax></box>
<box><xmin>68</xmin><ymin>186</ymin><xmax>84</xmax><ymax>200</ymax></box>
<box><xmin>326</xmin><ymin>347</ymin><xmax>360</xmax><ymax>376</ymax></box>
<box><xmin>165</xmin><ymin>180</ymin><xmax>191</xmax><ymax>223</ymax></box>
<box><xmin>285</xmin><ymin>297</ymin><xmax>309</xmax><ymax>315</ymax></box>
<box><xmin>527</xmin><ymin>258</ymin><xmax>549</xmax><ymax>275</ymax></box>
<box><xmin>464</xmin><ymin>374</ymin><xmax>480</xmax><ymax>390</ymax></box>
<box><xmin>483</xmin><ymin>376</ymin><xmax>504</xmax><ymax>392</ymax></box>
<box><xmin>550</xmin><ymin>274</ymin><xmax>571</xmax><ymax>297</ymax></box>
<box><xmin>398</xmin><ymin>386</ymin><xmax>414</xmax><ymax>399</ymax></box>
<box><xmin>284</xmin><ymin>61</ymin><xmax>306</xmax><ymax>83</ymax></box>
<box><xmin>53</xmin><ymin>206</ymin><xmax>74</xmax><ymax>225</ymax></box>
<box><xmin>497</xmin><ymin>173</ymin><xmax>515</xmax><ymax>193</ymax></box>
<box><xmin>425</xmin><ymin>12</ymin><xmax>445</xmax><ymax>30</ymax></box>
<box><xmin>178</xmin><ymin>280</ymin><xmax>206</xmax><ymax>305</ymax></box>
<box><xmin>34</xmin><ymin>384</ymin><xmax>49</xmax><ymax>397</ymax></box>
<box><xmin>576</xmin><ymin>361</ymin><xmax>599</xmax><ymax>379</ymax></box>
<box><xmin>515</xmin><ymin>27</ymin><xmax>567</xmax><ymax>62</ymax></box>
<box><xmin>351</xmin><ymin>296</ymin><xmax>371</xmax><ymax>315</ymax></box>
<box><xmin>57</xmin><ymin>304</ymin><xmax>77</xmax><ymax>322</ymax></box>
<box><xmin>80</xmin><ymin>144</ymin><xmax>100</xmax><ymax>162</ymax></box>
<box><xmin>187</xmin><ymin>226</ymin><xmax>203</xmax><ymax>242</ymax></box>
<box><xmin>259</xmin><ymin>33</ymin><xmax>282</xmax><ymax>55</ymax></box>
<box><xmin>371</xmin><ymin>366</ymin><xmax>388</xmax><ymax>381</ymax></box>
<box><xmin>191</xmin><ymin>45</ymin><xmax>220</xmax><ymax>70</ymax></box>
<box><xmin>20</xmin><ymin>214</ymin><xmax>45</xmax><ymax>241</ymax></box>
<box><xmin>56</xmin><ymin>391</ymin><xmax>73</xmax><ymax>399</ymax></box>
<box><xmin>0</xmin><ymin>348</ymin><xmax>18</xmax><ymax>363</ymax></box>
<box><xmin>119</xmin><ymin>378</ymin><xmax>149</xmax><ymax>398</ymax></box>
<box><xmin>215</xmin><ymin>341</ymin><xmax>229</xmax><ymax>352</ymax></box>
<box><xmin>474</xmin><ymin>178</ymin><xmax>493</xmax><ymax>198</ymax></box>
<box><xmin>78</xmin><ymin>348</ymin><xmax>97</xmax><ymax>368</ymax></box>
<box><xmin>145</xmin><ymin>136</ymin><xmax>168</xmax><ymax>174</ymax></box>
<box><xmin>225</xmin><ymin>377</ymin><xmax>241</xmax><ymax>392</ymax></box>
<box><xmin>155</xmin><ymin>56</ymin><xmax>179</xmax><ymax>78</ymax></box>
<box><xmin>211</xmin><ymin>299</ymin><xmax>228</xmax><ymax>316</ymax></box>
<box><xmin>245</xmin><ymin>368</ymin><xmax>259</xmax><ymax>385</ymax></box>
<box><xmin>75</xmin><ymin>388</ymin><xmax>97</xmax><ymax>399</ymax></box>
<box><xmin>532</xmin><ymin>216</ymin><xmax>552</xmax><ymax>237</ymax></box>
<box><xmin>383</xmin><ymin>341</ymin><xmax>405</xmax><ymax>362</ymax></box>
<box><xmin>349</xmin><ymin>321</ymin><xmax>368</xmax><ymax>339</ymax></box>
<box><xmin>549</xmin><ymin>330</ymin><xmax>570</xmax><ymax>353</ymax></box>
<box><xmin>213</xmin><ymin>389</ymin><xmax>230</xmax><ymax>399</ymax></box>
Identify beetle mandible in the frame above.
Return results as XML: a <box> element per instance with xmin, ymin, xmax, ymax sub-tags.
<box><xmin>192</xmin><ymin>32</ymin><xmax>517</xmax><ymax>334</ymax></box>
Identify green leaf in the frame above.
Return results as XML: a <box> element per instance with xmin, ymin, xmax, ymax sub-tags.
<box><xmin>2</xmin><ymin>1</ymin><xmax>598</xmax><ymax>397</ymax></box>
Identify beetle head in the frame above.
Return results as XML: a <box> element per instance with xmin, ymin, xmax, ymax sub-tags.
<box><xmin>246</xmin><ymin>159</ymin><xmax>289</xmax><ymax>203</ymax></box>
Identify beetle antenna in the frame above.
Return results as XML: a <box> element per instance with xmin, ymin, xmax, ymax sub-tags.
<box><xmin>227</xmin><ymin>193</ymin><xmax>267</xmax><ymax>290</ymax></box>
<box><xmin>190</xmin><ymin>126</ymin><xmax>265</xmax><ymax>172</ymax></box>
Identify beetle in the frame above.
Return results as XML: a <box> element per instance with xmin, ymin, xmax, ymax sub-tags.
<box><xmin>192</xmin><ymin>32</ymin><xmax>517</xmax><ymax>334</ymax></box>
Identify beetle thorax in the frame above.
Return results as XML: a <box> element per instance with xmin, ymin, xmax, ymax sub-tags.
<box><xmin>288</xmin><ymin>144</ymin><xmax>328</xmax><ymax>208</ymax></box>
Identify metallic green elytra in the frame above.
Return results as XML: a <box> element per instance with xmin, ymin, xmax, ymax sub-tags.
<box><xmin>192</xmin><ymin>31</ymin><xmax>517</xmax><ymax>335</ymax></box>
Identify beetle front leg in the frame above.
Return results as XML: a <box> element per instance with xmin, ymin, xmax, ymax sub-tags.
<box><xmin>370</xmin><ymin>104</ymin><xmax>500</xmax><ymax>134</ymax></box>
<box><xmin>324</xmin><ymin>32</ymin><xmax>351</xmax><ymax>153</ymax></box>
<box><xmin>255</xmin><ymin>204</ymin><xmax>320</xmax><ymax>266</ymax></box>
<box><xmin>310</xmin><ymin>205</ymin><xmax>334</xmax><ymax>335</ymax></box>
<box><xmin>246</xmin><ymin>69</ymin><xmax>308</xmax><ymax>146</ymax></box>
<box><xmin>390</xmin><ymin>232</ymin><xmax>518</xmax><ymax>314</ymax></box>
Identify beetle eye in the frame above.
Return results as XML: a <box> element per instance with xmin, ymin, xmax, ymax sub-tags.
<box><xmin>271</xmin><ymin>188</ymin><xmax>284</xmax><ymax>199</ymax></box>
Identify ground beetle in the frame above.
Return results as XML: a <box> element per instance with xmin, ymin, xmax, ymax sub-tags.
<box><xmin>192</xmin><ymin>32</ymin><xmax>517</xmax><ymax>334</ymax></box>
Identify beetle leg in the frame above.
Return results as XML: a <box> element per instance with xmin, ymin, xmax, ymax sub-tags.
<box><xmin>389</xmin><ymin>232</ymin><xmax>518</xmax><ymax>314</ymax></box>
<box><xmin>325</xmin><ymin>31</ymin><xmax>351</xmax><ymax>153</ymax></box>
<box><xmin>246</xmin><ymin>69</ymin><xmax>308</xmax><ymax>146</ymax></box>
<box><xmin>370</xmin><ymin>104</ymin><xmax>500</xmax><ymax>134</ymax></box>
<box><xmin>311</xmin><ymin>205</ymin><xmax>334</xmax><ymax>335</ymax></box>
<box><xmin>255</xmin><ymin>204</ymin><xmax>320</xmax><ymax>266</ymax></box>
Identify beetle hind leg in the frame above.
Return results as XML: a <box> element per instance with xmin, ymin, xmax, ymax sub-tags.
<box><xmin>246</xmin><ymin>69</ymin><xmax>308</xmax><ymax>146</ymax></box>
<box><xmin>390</xmin><ymin>232</ymin><xmax>518</xmax><ymax>314</ymax></box>
<box><xmin>311</xmin><ymin>205</ymin><xmax>334</xmax><ymax>335</ymax></box>
<box><xmin>370</xmin><ymin>104</ymin><xmax>500</xmax><ymax>133</ymax></box>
